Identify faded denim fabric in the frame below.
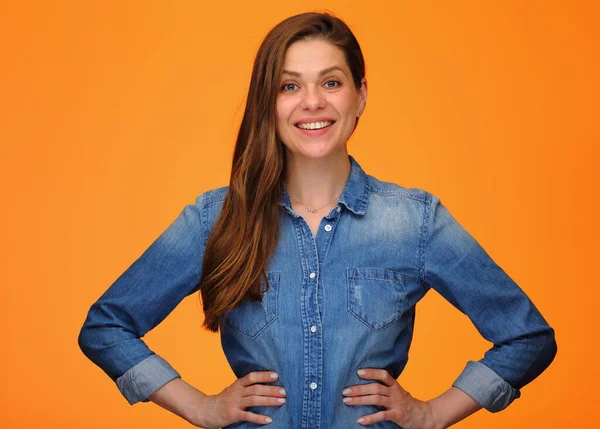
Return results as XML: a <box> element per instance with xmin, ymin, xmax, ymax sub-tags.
<box><xmin>78</xmin><ymin>155</ymin><xmax>557</xmax><ymax>428</ymax></box>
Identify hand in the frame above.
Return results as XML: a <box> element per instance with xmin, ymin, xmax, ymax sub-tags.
<box><xmin>191</xmin><ymin>371</ymin><xmax>286</xmax><ymax>428</ymax></box>
<box><xmin>342</xmin><ymin>368</ymin><xmax>437</xmax><ymax>429</ymax></box>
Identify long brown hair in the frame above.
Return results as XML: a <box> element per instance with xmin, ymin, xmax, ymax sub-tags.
<box><xmin>199</xmin><ymin>11</ymin><xmax>366</xmax><ymax>332</ymax></box>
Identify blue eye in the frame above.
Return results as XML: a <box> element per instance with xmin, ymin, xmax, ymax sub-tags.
<box><xmin>282</xmin><ymin>83</ymin><xmax>297</xmax><ymax>92</ymax></box>
<box><xmin>325</xmin><ymin>80</ymin><xmax>341</xmax><ymax>88</ymax></box>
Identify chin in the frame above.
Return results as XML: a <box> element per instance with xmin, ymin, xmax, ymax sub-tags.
<box><xmin>291</xmin><ymin>144</ymin><xmax>345</xmax><ymax>161</ymax></box>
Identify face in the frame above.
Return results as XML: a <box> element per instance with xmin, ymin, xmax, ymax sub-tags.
<box><xmin>276</xmin><ymin>38</ymin><xmax>367</xmax><ymax>161</ymax></box>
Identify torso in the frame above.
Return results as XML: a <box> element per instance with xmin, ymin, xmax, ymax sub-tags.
<box><xmin>304</xmin><ymin>216</ymin><xmax>322</xmax><ymax>238</ymax></box>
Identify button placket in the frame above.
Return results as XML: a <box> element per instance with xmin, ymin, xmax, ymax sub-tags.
<box><xmin>294</xmin><ymin>211</ymin><xmax>324</xmax><ymax>428</ymax></box>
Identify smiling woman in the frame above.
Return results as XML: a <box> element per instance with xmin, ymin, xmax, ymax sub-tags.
<box><xmin>276</xmin><ymin>39</ymin><xmax>366</xmax><ymax>161</ymax></box>
<box><xmin>78</xmin><ymin>11</ymin><xmax>557</xmax><ymax>429</ymax></box>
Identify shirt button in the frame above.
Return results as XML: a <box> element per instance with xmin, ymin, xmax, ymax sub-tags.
<box><xmin>310</xmin><ymin>382</ymin><xmax>318</xmax><ymax>390</ymax></box>
<box><xmin>310</xmin><ymin>325</ymin><xmax>317</xmax><ymax>333</ymax></box>
<box><xmin>309</xmin><ymin>272</ymin><xmax>316</xmax><ymax>279</ymax></box>
<box><xmin>324</xmin><ymin>224</ymin><xmax>332</xmax><ymax>232</ymax></box>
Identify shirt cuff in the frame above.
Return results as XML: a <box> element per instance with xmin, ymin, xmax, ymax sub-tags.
<box><xmin>452</xmin><ymin>360</ymin><xmax>521</xmax><ymax>412</ymax></box>
<box><xmin>116</xmin><ymin>354</ymin><xmax>181</xmax><ymax>405</ymax></box>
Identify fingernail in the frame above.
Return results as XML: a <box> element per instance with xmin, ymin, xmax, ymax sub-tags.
<box><xmin>279</xmin><ymin>388</ymin><xmax>286</xmax><ymax>395</ymax></box>
<box><xmin>343</xmin><ymin>397</ymin><xmax>352</xmax><ymax>403</ymax></box>
<box><xmin>342</xmin><ymin>388</ymin><xmax>351</xmax><ymax>394</ymax></box>
<box><xmin>357</xmin><ymin>417</ymin><xmax>364</xmax><ymax>423</ymax></box>
<box><xmin>265</xmin><ymin>417</ymin><xmax>272</xmax><ymax>423</ymax></box>
<box><xmin>277</xmin><ymin>398</ymin><xmax>286</xmax><ymax>403</ymax></box>
<box><xmin>270</xmin><ymin>373</ymin><xmax>278</xmax><ymax>379</ymax></box>
<box><xmin>357</xmin><ymin>369</ymin><xmax>366</xmax><ymax>376</ymax></box>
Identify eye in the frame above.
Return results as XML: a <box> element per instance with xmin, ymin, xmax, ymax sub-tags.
<box><xmin>281</xmin><ymin>83</ymin><xmax>298</xmax><ymax>92</ymax></box>
<box><xmin>324</xmin><ymin>80</ymin><xmax>341</xmax><ymax>88</ymax></box>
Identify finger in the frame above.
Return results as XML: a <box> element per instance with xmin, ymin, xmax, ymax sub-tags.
<box><xmin>239</xmin><ymin>371</ymin><xmax>279</xmax><ymax>388</ymax></box>
<box><xmin>356</xmin><ymin>410</ymin><xmax>392</xmax><ymax>426</ymax></box>
<box><xmin>238</xmin><ymin>410</ymin><xmax>275</xmax><ymax>425</ymax></box>
<box><xmin>342</xmin><ymin>383</ymin><xmax>389</xmax><ymax>397</ymax></box>
<box><xmin>241</xmin><ymin>395</ymin><xmax>286</xmax><ymax>409</ymax></box>
<box><xmin>343</xmin><ymin>394</ymin><xmax>391</xmax><ymax>408</ymax></box>
<box><xmin>357</xmin><ymin>368</ymin><xmax>396</xmax><ymax>387</ymax></box>
<box><xmin>243</xmin><ymin>384</ymin><xmax>286</xmax><ymax>398</ymax></box>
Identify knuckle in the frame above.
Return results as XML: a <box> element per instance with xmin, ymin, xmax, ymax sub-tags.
<box><xmin>241</xmin><ymin>410</ymin><xmax>255</xmax><ymax>422</ymax></box>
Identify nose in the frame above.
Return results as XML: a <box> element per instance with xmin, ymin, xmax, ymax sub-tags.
<box><xmin>299</xmin><ymin>85</ymin><xmax>326</xmax><ymax>111</ymax></box>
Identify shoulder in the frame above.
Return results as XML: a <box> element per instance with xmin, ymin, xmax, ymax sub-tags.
<box><xmin>189</xmin><ymin>186</ymin><xmax>230</xmax><ymax>230</ymax></box>
<box><xmin>197</xmin><ymin>185</ymin><xmax>229</xmax><ymax>207</ymax></box>
<box><xmin>366</xmin><ymin>175</ymin><xmax>439</xmax><ymax>207</ymax></box>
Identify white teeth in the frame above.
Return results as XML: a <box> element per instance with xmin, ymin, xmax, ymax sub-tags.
<box><xmin>296</xmin><ymin>121</ymin><xmax>333</xmax><ymax>130</ymax></box>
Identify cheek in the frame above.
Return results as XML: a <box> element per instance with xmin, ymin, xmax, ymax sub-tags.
<box><xmin>276</xmin><ymin>98</ymin><xmax>295</xmax><ymax>122</ymax></box>
<box><xmin>276</xmin><ymin>102</ymin><xmax>293</xmax><ymax>141</ymax></box>
<box><xmin>333</xmin><ymin>91</ymin><xmax>359</xmax><ymax>116</ymax></box>
<box><xmin>340</xmin><ymin>100</ymin><xmax>358</xmax><ymax>116</ymax></box>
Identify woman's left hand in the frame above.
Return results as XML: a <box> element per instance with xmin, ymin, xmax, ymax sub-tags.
<box><xmin>342</xmin><ymin>368</ymin><xmax>437</xmax><ymax>428</ymax></box>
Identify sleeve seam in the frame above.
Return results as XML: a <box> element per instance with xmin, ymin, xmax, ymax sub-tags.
<box><xmin>417</xmin><ymin>192</ymin><xmax>433</xmax><ymax>294</ymax></box>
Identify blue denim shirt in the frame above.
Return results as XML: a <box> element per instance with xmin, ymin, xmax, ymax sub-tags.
<box><xmin>78</xmin><ymin>155</ymin><xmax>556</xmax><ymax>428</ymax></box>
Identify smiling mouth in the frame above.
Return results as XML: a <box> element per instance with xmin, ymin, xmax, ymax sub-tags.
<box><xmin>294</xmin><ymin>121</ymin><xmax>335</xmax><ymax>130</ymax></box>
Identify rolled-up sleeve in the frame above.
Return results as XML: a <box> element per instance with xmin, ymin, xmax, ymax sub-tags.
<box><xmin>78</xmin><ymin>193</ymin><xmax>207</xmax><ymax>405</ymax></box>
<box><xmin>421</xmin><ymin>194</ymin><xmax>557</xmax><ymax>412</ymax></box>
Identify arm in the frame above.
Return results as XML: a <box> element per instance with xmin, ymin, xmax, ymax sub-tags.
<box><xmin>147</xmin><ymin>377</ymin><xmax>210</xmax><ymax>424</ymax></box>
<box><xmin>420</xmin><ymin>195</ymin><xmax>557</xmax><ymax>415</ymax></box>
<box><xmin>78</xmin><ymin>193</ymin><xmax>208</xmax><ymax>405</ymax></box>
<box><xmin>427</xmin><ymin>386</ymin><xmax>482</xmax><ymax>429</ymax></box>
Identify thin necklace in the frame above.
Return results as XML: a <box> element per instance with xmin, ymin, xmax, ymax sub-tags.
<box><xmin>290</xmin><ymin>193</ymin><xmax>342</xmax><ymax>214</ymax></box>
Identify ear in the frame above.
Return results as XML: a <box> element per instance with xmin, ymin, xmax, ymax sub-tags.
<box><xmin>357</xmin><ymin>77</ymin><xmax>368</xmax><ymax>117</ymax></box>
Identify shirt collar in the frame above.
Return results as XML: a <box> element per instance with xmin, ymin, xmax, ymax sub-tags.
<box><xmin>279</xmin><ymin>154</ymin><xmax>370</xmax><ymax>217</ymax></box>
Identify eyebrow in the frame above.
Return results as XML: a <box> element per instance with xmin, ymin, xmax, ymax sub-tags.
<box><xmin>281</xmin><ymin>65</ymin><xmax>345</xmax><ymax>78</ymax></box>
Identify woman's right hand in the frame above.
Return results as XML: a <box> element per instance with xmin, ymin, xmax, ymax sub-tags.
<box><xmin>191</xmin><ymin>371</ymin><xmax>286</xmax><ymax>428</ymax></box>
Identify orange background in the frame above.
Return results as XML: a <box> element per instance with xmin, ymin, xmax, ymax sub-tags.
<box><xmin>1</xmin><ymin>1</ymin><xmax>598</xmax><ymax>428</ymax></box>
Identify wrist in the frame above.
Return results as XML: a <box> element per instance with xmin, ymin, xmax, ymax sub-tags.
<box><xmin>424</xmin><ymin>399</ymin><xmax>444</xmax><ymax>429</ymax></box>
<box><xmin>184</xmin><ymin>392</ymin><xmax>212</xmax><ymax>426</ymax></box>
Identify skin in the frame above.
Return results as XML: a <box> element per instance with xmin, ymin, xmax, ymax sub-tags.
<box><xmin>276</xmin><ymin>37</ymin><xmax>367</xmax><ymax>163</ymax></box>
<box><xmin>191</xmin><ymin>372</ymin><xmax>287</xmax><ymax>428</ymax></box>
<box><xmin>276</xmin><ymin>38</ymin><xmax>367</xmax><ymax>217</ymax></box>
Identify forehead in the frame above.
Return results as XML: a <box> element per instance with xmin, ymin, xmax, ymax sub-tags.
<box><xmin>283</xmin><ymin>39</ymin><xmax>348</xmax><ymax>74</ymax></box>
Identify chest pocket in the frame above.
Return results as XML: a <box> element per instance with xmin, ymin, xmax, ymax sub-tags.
<box><xmin>225</xmin><ymin>272</ymin><xmax>279</xmax><ymax>338</ymax></box>
<box><xmin>347</xmin><ymin>267</ymin><xmax>407</xmax><ymax>331</ymax></box>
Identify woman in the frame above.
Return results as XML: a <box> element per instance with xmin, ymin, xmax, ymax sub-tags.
<box><xmin>78</xmin><ymin>12</ymin><xmax>557</xmax><ymax>429</ymax></box>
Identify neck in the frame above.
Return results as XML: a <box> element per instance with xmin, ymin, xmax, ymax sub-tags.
<box><xmin>284</xmin><ymin>150</ymin><xmax>351</xmax><ymax>207</ymax></box>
